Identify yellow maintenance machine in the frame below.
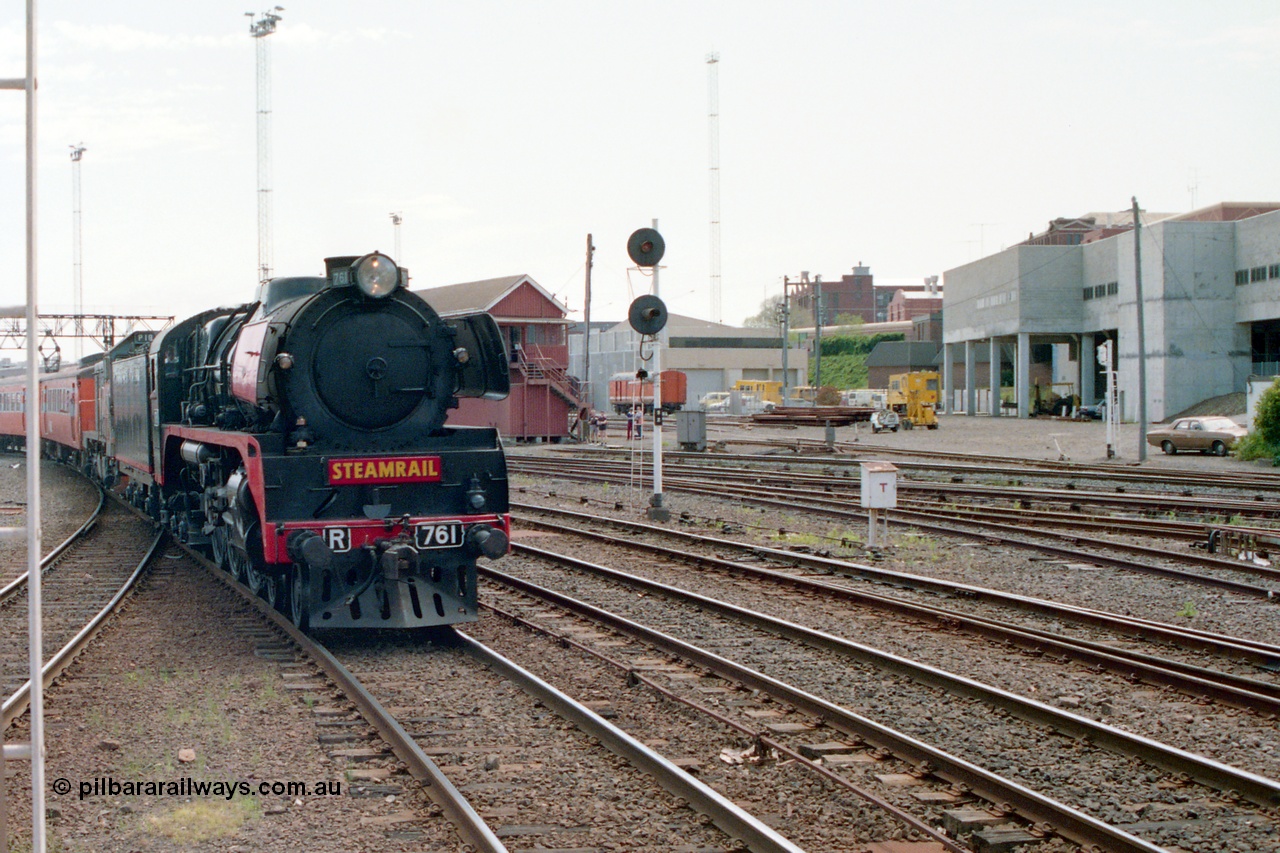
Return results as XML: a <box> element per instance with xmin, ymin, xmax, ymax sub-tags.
<box><xmin>732</xmin><ymin>380</ymin><xmax>783</xmax><ymax>406</ymax></box>
<box><xmin>886</xmin><ymin>370</ymin><xmax>940</xmax><ymax>430</ymax></box>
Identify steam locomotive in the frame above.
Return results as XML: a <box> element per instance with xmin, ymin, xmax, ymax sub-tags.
<box><xmin>0</xmin><ymin>253</ymin><xmax>512</xmax><ymax>631</ymax></box>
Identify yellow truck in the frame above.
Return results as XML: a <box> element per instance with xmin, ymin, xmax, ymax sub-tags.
<box><xmin>886</xmin><ymin>370</ymin><xmax>940</xmax><ymax>430</ymax></box>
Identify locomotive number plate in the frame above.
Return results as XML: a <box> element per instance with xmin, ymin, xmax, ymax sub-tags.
<box><xmin>415</xmin><ymin>521</ymin><xmax>465</xmax><ymax>549</ymax></box>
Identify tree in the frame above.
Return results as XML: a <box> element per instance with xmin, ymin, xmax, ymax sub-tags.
<box><xmin>742</xmin><ymin>294</ymin><xmax>785</xmax><ymax>328</ymax></box>
<box><xmin>1254</xmin><ymin>377</ymin><xmax>1280</xmax><ymax>445</ymax></box>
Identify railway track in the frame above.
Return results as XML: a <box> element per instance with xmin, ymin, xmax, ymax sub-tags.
<box><xmin>482</xmin><ymin>534</ymin><xmax>1280</xmax><ymax>852</ymax></box>
<box><xmin>0</xmin><ymin>493</ymin><xmax>163</xmax><ymax>728</ymax></box>
<box><xmin>188</xmin><ymin>543</ymin><xmax>800</xmax><ymax>851</ymax></box>
<box><xmin>698</xmin><ymin>433</ymin><xmax>1280</xmax><ymax>493</ymax></box>
<box><xmin>510</xmin><ymin>503</ymin><xmax>1280</xmax><ymax>714</ymax></box>
<box><xmin>509</xmin><ymin>456</ymin><xmax>1280</xmax><ymax>598</ymax></box>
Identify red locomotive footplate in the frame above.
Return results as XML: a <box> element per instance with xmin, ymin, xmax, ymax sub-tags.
<box><xmin>326</xmin><ymin>455</ymin><xmax>443</xmax><ymax>485</ymax></box>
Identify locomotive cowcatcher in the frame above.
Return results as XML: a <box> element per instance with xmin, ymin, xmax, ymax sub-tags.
<box><xmin>112</xmin><ymin>252</ymin><xmax>511</xmax><ymax>630</ymax></box>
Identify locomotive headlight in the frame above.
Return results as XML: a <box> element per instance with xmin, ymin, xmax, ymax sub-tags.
<box><xmin>353</xmin><ymin>253</ymin><xmax>400</xmax><ymax>298</ymax></box>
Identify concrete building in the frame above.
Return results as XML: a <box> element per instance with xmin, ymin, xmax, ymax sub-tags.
<box><xmin>941</xmin><ymin>202</ymin><xmax>1280</xmax><ymax>422</ymax></box>
<box><xmin>569</xmin><ymin>315</ymin><xmax>807</xmax><ymax>412</ymax></box>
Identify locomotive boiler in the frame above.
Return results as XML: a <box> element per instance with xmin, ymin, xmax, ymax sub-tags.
<box><xmin>110</xmin><ymin>252</ymin><xmax>511</xmax><ymax>630</ymax></box>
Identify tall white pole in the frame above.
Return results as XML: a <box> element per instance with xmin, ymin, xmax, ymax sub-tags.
<box><xmin>249</xmin><ymin>9</ymin><xmax>282</xmax><ymax>283</ymax></box>
<box><xmin>390</xmin><ymin>212</ymin><xmax>403</xmax><ymax>264</ymax></box>
<box><xmin>70</xmin><ymin>144</ymin><xmax>85</xmax><ymax>361</ymax></box>
<box><xmin>706</xmin><ymin>53</ymin><xmax>721</xmax><ymax>324</ymax></box>
<box><xmin>24</xmin><ymin>2</ymin><xmax>47</xmax><ymax>848</ymax></box>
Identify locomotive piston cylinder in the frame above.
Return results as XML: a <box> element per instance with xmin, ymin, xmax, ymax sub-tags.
<box><xmin>180</xmin><ymin>440</ymin><xmax>215</xmax><ymax>466</ymax></box>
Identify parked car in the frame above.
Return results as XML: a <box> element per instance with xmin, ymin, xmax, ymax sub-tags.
<box><xmin>1146</xmin><ymin>416</ymin><xmax>1247</xmax><ymax>456</ymax></box>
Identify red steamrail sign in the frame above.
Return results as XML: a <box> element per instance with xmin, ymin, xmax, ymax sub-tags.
<box><xmin>327</xmin><ymin>455</ymin><xmax>443</xmax><ymax>486</ymax></box>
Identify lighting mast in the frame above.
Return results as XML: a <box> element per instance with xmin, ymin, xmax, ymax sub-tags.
<box><xmin>70</xmin><ymin>143</ymin><xmax>86</xmax><ymax>360</ymax></box>
<box><xmin>707</xmin><ymin>52</ymin><xmax>722</xmax><ymax>323</ymax></box>
<box><xmin>248</xmin><ymin>7</ymin><xmax>283</xmax><ymax>283</ymax></box>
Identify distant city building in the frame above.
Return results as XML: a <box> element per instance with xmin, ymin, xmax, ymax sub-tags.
<box><xmin>791</xmin><ymin>264</ymin><xmax>939</xmax><ymax>324</ymax></box>
<box><xmin>941</xmin><ymin>202</ymin><xmax>1280</xmax><ymax>421</ymax></box>
<box><xmin>886</xmin><ymin>287</ymin><xmax>943</xmax><ymax>322</ymax></box>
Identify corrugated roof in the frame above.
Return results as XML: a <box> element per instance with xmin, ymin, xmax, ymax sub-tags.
<box><xmin>865</xmin><ymin>340</ymin><xmax>940</xmax><ymax>368</ymax></box>
<box><xmin>415</xmin><ymin>274</ymin><xmax>567</xmax><ymax>316</ymax></box>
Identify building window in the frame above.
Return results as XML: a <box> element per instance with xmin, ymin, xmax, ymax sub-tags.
<box><xmin>1107</xmin><ymin>281</ymin><xmax>1118</xmax><ymax>296</ymax></box>
<box><xmin>1270</xmin><ymin>264</ymin><xmax>1280</xmax><ymax>279</ymax></box>
<box><xmin>1094</xmin><ymin>284</ymin><xmax>1106</xmax><ymax>298</ymax></box>
<box><xmin>1251</xmin><ymin>266</ymin><xmax>1267</xmax><ymax>283</ymax></box>
<box><xmin>1236</xmin><ymin>269</ymin><xmax>1250</xmax><ymax>285</ymax></box>
<box><xmin>1083</xmin><ymin>286</ymin><xmax>1093</xmax><ymax>301</ymax></box>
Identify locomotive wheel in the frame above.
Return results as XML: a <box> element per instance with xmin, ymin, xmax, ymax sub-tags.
<box><xmin>228</xmin><ymin>544</ymin><xmax>249</xmax><ymax>584</ymax></box>
<box><xmin>289</xmin><ymin>565</ymin><xmax>311</xmax><ymax>631</ymax></box>
<box><xmin>262</xmin><ymin>570</ymin><xmax>285</xmax><ymax>612</ymax></box>
<box><xmin>210</xmin><ymin>527</ymin><xmax>230</xmax><ymax>571</ymax></box>
<box><xmin>245</xmin><ymin>559</ymin><xmax>268</xmax><ymax>598</ymax></box>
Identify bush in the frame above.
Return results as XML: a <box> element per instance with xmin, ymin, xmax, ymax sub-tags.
<box><xmin>1237</xmin><ymin>377</ymin><xmax>1280</xmax><ymax>461</ymax></box>
<box><xmin>1255</xmin><ymin>377</ymin><xmax>1280</xmax><ymax>444</ymax></box>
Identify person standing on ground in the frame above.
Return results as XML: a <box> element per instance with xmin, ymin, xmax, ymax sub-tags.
<box><xmin>626</xmin><ymin>409</ymin><xmax>634</xmax><ymax>440</ymax></box>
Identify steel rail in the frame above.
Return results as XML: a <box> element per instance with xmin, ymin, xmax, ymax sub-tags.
<box><xmin>454</xmin><ymin>630</ymin><xmax>808</xmax><ymax>853</ymax></box>
<box><xmin>481</xmin><ymin>599</ymin><xmax>970</xmax><ymax>853</ymax></box>
<box><xmin>1</xmin><ymin>528</ymin><xmax>163</xmax><ymax>729</ymax></box>
<box><xmin>687</xmin><ymin>437</ymin><xmax>1280</xmax><ymax>492</ymax></box>
<box><xmin>503</xmin><ymin>542</ymin><xmax>1280</xmax><ymax>808</ymax></box>
<box><xmin>511</xmin><ymin>500</ymin><xmax>1280</xmax><ymax>664</ymax></box>
<box><xmin>0</xmin><ymin>484</ymin><xmax>106</xmax><ymax>606</ymax></box>
<box><xmin>480</xmin><ymin>564</ymin><xmax>1168</xmax><ymax>853</ymax></box>
<box><xmin>509</xmin><ymin>459</ymin><xmax>1280</xmax><ymax>597</ymax></box>
<box><xmin>521</xmin><ymin>455</ymin><xmax>1280</xmax><ymax>526</ymax></box>
<box><xmin>193</xmin><ymin>558</ymin><xmax>509</xmax><ymax>853</ymax></box>
<box><xmin>510</xmin><ymin>508</ymin><xmax>1280</xmax><ymax>713</ymax></box>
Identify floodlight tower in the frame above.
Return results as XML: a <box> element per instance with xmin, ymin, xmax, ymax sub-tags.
<box><xmin>706</xmin><ymin>52</ymin><xmax>722</xmax><ymax>323</ymax></box>
<box><xmin>70</xmin><ymin>143</ymin><xmax>86</xmax><ymax>360</ymax></box>
<box><xmin>248</xmin><ymin>7</ymin><xmax>284</xmax><ymax>283</ymax></box>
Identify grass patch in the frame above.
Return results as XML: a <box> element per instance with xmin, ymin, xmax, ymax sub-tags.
<box><xmin>144</xmin><ymin>798</ymin><xmax>260</xmax><ymax>844</ymax></box>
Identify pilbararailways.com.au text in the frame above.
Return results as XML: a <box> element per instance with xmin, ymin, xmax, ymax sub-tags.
<box><xmin>58</xmin><ymin>777</ymin><xmax>342</xmax><ymax>801</ymax></box>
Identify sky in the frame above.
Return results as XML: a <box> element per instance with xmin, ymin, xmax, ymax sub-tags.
<box><xmin>3</xmin><ymin>1</ymin><xmax>1280</xmax><ymax>338</ymax></box>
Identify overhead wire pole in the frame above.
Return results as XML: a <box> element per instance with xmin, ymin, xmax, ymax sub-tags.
<box><xmin>1</xmin><ymin>1</ymin><xmax>47</xmax><ymax>849</ymax></box>
<box><xmin>249</xmin><ymin>8</ymin><xmax>283</xmax><ymax>283</ymax></box>
<box><xmin>70</xmin><ymin>144</ymin><xmax>85</xmax><ymax>362</ymax></box>
<box><xmin>706</xmin><ymin>52</ymin><xmax>721</xmax><ymax>323</ymax></box>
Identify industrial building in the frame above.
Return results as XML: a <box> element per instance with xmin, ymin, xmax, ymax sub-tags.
<box><xmin>569</xmin><ymin>315</ymin><xmax>807</xmax><ymax>412</ymax></box>
<box><xmin>941</xmin><ymin>203</ymin><xmax>1280</xmax><ymax>422</ymax></box>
